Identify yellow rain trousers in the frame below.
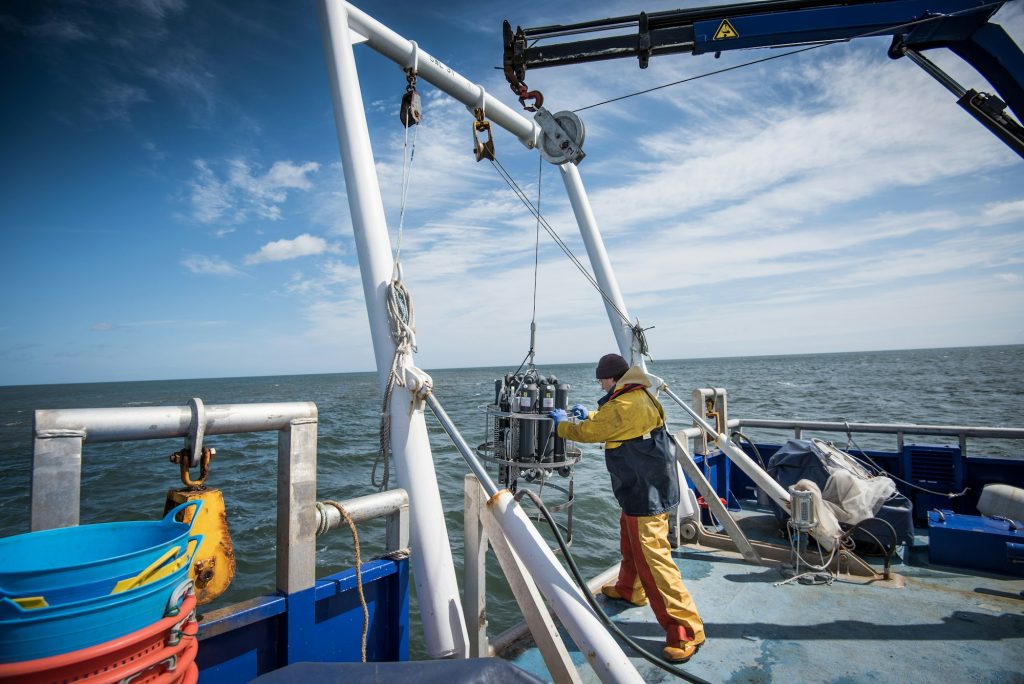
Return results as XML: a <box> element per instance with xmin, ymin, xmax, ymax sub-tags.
<box><xmin>612</xmin><ymin>510</ymin><xmax>705</xmax><ymax>645</ymax></box>
<box><xmin>557</xmin><ymin>365</ymin><xmax>705</xmax><ymax>646</ymax></box>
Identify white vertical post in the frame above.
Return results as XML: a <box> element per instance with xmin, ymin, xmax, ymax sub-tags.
<box><xmin>318</xmin><ymin>0</ymin><xmax>468</xmax><ymax>658</ymax></box>
<box><xmin>558</xmin><ymin>162</ymin><xmax>644</xmax><ymax>368</ymax></box>
<box><xmin>487</xmin><ymin>491</ymin><xmax>645</xmax><ymax>684</ymax></box>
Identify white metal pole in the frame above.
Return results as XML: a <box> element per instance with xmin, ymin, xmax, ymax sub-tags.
<box><xmin>558</xmin><ymin>162</ymin><xmax>643</xmax><ymax>367</ymax></box>
<box><xmin>489</xmin><ymin>490</ymin><xmax>646</xmax><ymax>684</ymax></box>
<box><xmin>318</xmin><ymin>0</ymin><xmax>468</xmax><ymax>659</ymax></box>
<box><xmin>429</xmin><ymin>397</ymin><xmax>643</xmax><ymax>683</ymax></box>
<box><xmin>344</xmin><ymin>3</ymin><xmax>539</xmax><ymax>149</ymax></box>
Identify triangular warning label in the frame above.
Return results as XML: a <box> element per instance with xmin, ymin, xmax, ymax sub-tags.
<box><xmin>713</xmin><ymin>19</ymin><xmax>739</xmax><ymax>40</ymax></box>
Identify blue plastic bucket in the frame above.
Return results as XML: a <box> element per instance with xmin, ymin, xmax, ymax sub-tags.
<box><xmin>0</xmin><ymin>500</ymin><xmax>202</xmax><ymax>597</ymax></box>
<box><xmin>0</xmin><ymin>538</ymin><xmax>199</xmax><ymax>663</ymax></box>
<box><xmin>4</xmin><ymin>537</ymin><xmax>199</xmax><ymax>608</ymax></box>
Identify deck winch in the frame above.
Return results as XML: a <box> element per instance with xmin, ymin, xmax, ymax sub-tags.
<box><xmin>477</xmin><ymin>368</ymin><xmax>582</xmax><ymax>541</ymax></box>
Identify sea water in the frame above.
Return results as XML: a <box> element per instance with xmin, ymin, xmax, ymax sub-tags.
<box><xmin>1</xmin><ymin>345</ymin><xmax>1022</xmax><ymax>655</ymax></box>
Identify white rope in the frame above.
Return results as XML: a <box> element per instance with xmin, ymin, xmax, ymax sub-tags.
<box><xmin>373</xmin><ymin>279</ymin><xmax>417</xmax><ymax>491</ymax></box>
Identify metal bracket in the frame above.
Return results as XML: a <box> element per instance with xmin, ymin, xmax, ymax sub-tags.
<box><xmin>186</xmin><ymin>397</ymin><xmax>205</xmax><ymax>467</ymax></box>
<box><xmin>638</xmin><ymin>12</ymin><xmax>651</xmax><ymax>68</ymax></box>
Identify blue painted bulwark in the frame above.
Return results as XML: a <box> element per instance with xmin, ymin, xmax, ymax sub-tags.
<box><xmin>196</xmin><ymin>558</ymin><xmax>409</xmax><ymax>682</ymax></box>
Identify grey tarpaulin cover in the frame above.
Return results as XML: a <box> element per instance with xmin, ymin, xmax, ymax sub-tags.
<box><xmin>766</xmin><ymin>439</ymin><xmax>914</xmax><ymax>546</ymax></box>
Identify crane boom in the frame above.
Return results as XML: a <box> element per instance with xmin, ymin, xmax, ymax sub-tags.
<box><xmin>502</xmin><ymin>0</ymin><xmax>1024</xmax><ymax>156</ymax></box>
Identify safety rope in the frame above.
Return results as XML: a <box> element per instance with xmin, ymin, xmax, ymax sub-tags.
<box><xmin>317</xmin><ymin>500</ymin><xmax>369</xmax><ymax>662</ymax></box>
<box><xmin>373</xmin><ymin>279</ymin><xmax>416</xmax><ymax>491</ymax></box>
<box><xmin>571</xmin><ymin>2</ymin><xmax>1008</xmax><ymax>114</ymax></box>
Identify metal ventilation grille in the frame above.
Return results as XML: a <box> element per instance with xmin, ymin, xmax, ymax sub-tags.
<box><xmin>907</xmin><ymin>447</ymin><xmax>959</xmax><ymax>489</ymax></box>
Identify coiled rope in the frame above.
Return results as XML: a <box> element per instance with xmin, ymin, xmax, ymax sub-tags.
<box><xmin>373</xmin><ymin>280</ymin><xmax>416</xmax><ymax>491</ymax></box>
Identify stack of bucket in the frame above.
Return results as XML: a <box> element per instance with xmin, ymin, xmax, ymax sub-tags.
<box><xmin>0</xmin><ymin>501</ymin><xmax>203</xmax><ymax>683</ymax></box>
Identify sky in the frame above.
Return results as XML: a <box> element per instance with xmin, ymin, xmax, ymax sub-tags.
<box><xmin>1</xmin><ymin>0</ymin><xmax>1023</xmax><ymax>386</ymax></box>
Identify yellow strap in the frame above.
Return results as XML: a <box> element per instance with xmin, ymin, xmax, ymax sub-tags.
<box><xmin>110</xmin><ymin>545</ymin><xmax>182</xmax><ymax>594</ymax></box>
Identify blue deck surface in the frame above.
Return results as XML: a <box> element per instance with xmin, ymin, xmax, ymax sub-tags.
<box><xmin>507</xmin><ymin>510</ymin><xmax>1024</xmax><ymax>683</ymax></box>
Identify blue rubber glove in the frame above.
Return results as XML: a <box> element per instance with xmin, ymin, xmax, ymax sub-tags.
<box><xmin>549</xmin><ymin>408</ymin><xmax>568</xmax><ymax>425</ymax></box>
<box><xmin>570</xmin><ymin>403</ymin><xmax>589</xmax><ymax>420</ymax></box>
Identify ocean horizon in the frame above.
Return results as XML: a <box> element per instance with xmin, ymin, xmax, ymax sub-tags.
<box><xmin>3</xmin><ymin>341</ymin><xmax>1019</xmax><ymax>389</ymax></box>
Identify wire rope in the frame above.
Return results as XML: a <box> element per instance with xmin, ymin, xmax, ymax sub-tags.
<box><xmin>487</xmin><ymin>156</ymin><xmax>636</xmax><ymax>330</ymax></box>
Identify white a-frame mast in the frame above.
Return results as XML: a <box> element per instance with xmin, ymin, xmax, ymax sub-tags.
<box><xmin>318</xmin><ymin>2</ymin><xmax>645</xmax><ymax>680</ymax></box>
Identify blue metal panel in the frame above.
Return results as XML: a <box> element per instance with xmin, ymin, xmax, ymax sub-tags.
<box><xmin>196</xmin><ymin>558</ymin><xmax>409</xmax><ymax>682</ymax></box>
<box><xmin>310</xmin><ymin>558</ymin><xmax>408</xmax><ymax>663</ymax></box>
<box><xmin>902</xmin><ymin>443</ymin><xmax>964</xmax><ymax>520</ymax></box>
<box><xmin>928</xmin><ymin>509</ymin><xmax>1024</xmax><ymax>576</ymax></box>
<box><xmin>692</xmin><ymin>0</ymin><xmax>996</xmax><ymax>54</ymax></box>
<box><xmin>197</xmin><ymin>596</ymin><xmax>287</xmax><ymax>683</ymax></box>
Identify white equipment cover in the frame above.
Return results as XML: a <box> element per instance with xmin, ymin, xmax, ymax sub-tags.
<box><xmin>813</xmin><ymin>439</ymin><xmax>898</xmax><ymax>525</ymax></box>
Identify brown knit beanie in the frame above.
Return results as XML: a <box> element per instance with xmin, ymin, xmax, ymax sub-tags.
<box><xmin>595</xmin><ymin>353</ymin><xmax>629</xmax><ymax>380</ymax></box>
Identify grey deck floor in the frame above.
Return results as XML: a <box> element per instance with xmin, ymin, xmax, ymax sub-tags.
<box><xmin>507</xmin><ymin>511</ymin><xmax>1024</xmax><ymax>683</ymax></box>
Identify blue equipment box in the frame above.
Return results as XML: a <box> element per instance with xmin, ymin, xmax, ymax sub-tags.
<box><xmin>927</xmin><ymin>509</ymin><xmax>1024</xmax><ymax>577</ymax></box>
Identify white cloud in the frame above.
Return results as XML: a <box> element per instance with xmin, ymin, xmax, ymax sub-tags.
<box><xmin>244</xmin><ymin>233</ymin><xmax>339</xmax><ymax>265</ymax></box>
<box><xmin>294</xmin><ymin>34</ymin><xmax>1024</xmax><ymax>372</ymax></box>
<box><xmin>285</xmin><ymin>260</ymin><xmax>361</xmax><ymax>296</ymax></box>
<box><xmin>982</xmin><ymin>199</ymin><xmax>1024</xmax><ymax>225</ymax></box>
<box><xmin>189</xmin><ymin>159</ymin><xmax>321</xmax><ymax>226</ymax></box>
<box><xmin>182</xmin><ymin>255</ymin><xmax>244</xmax><ymax>276</ymax></box>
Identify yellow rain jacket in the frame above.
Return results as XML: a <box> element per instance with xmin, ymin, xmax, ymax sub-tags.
<box><xmin>557</xmin><ymin>366</ymin><xmax>680</xmax><ymax>516</ymax></box>
<box><xmin>556</xmin><ymin>366</ymin><xmax>663</xmax><ymax>449</ymax></box>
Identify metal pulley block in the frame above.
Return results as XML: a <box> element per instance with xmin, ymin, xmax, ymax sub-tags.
<box><xmin>534</xmin><ymin>108</ymin><xmax>585</xmax><ymax>165</ymax></box>
<box><xmin>399</xmin><ymin>69</ymin><xmax>421</xmax><ymax>128</ymax></box>
<box><xmin>472</xmin><ymin>107</ymin><xmax>495</xmax><ymax>161</ymax></box>
<box><xmin>166</xmin><ymin>439</ymin><xmax>235</xmax><ymax>605</ymax></box>
<box><xmin>165</xmin><ymin>485</ymin><xmax>236</xmax><ymax>605</ymax></box>
<box><xmin>400</xmin><ymin>89</ymin><xmax>421</xmax><ymax>127</ymax></box>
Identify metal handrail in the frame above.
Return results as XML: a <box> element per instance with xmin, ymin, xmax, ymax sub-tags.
<box><xmin>31</xmin><ymin>400</ymin><xmax>320</xmax><ymax>596</ymax></box>
<box><xmin>731</xmin><ymin>418</ymin><xmax>1024</xmax><ymax>440</ymax></box>
<box><xmin>724</xmin><ymin>417</ymin><xmax>1024</xmax><ymax>459</ymax></box>
<box><xmin>316</xmin><ymin>489</ymin><xmax>410</xmax><ymax>554</ymax></box>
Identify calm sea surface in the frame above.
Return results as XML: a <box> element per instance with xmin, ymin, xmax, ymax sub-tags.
<box><xmin>2</xmin><ymin>345</ymin><xmax>1022</xmax><ymax>656</ymax></box>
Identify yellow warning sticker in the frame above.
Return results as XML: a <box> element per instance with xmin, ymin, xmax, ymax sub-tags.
<box><xmin>713</xmin><ymin>19</ymin><xmax>739</xmax><ymax>40</ymax></box>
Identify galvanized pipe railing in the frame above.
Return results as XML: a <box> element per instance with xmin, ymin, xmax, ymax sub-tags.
<box><xmin>316</xmin><ymin>489</ymin><xmax>410</xmax><ymax>555</ymax></box>
<box><xmin>31</xmin><ymin>401</ymin><xmax>319</xmax><ymax>598</ymax></box>
<box><xmin>728</xmin><ymin>418</ymin><xmax>1024</xmax><ymax>457</ymax></box>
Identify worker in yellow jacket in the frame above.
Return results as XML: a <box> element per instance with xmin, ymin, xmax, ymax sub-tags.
<box><xmin>550</xmin><ymin>353</ymin><xmax>705</xmax><ymax>663</ymax></box>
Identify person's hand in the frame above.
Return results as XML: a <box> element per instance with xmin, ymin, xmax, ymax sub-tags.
<box><xmin>570</xmin><ymin>403</ymin><xmax>589</xmax><ymax>420</ymax></box>
<box><xmin>549</xmin><ymin>408</ymin><xmax>568</xmax><ymax>425</ymax></box>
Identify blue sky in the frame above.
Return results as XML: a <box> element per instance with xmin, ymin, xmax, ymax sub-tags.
<box><xmin>2</xmin><ymin>0</ymin><xmax>1022</xmax><ymax>386</ymax></box>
